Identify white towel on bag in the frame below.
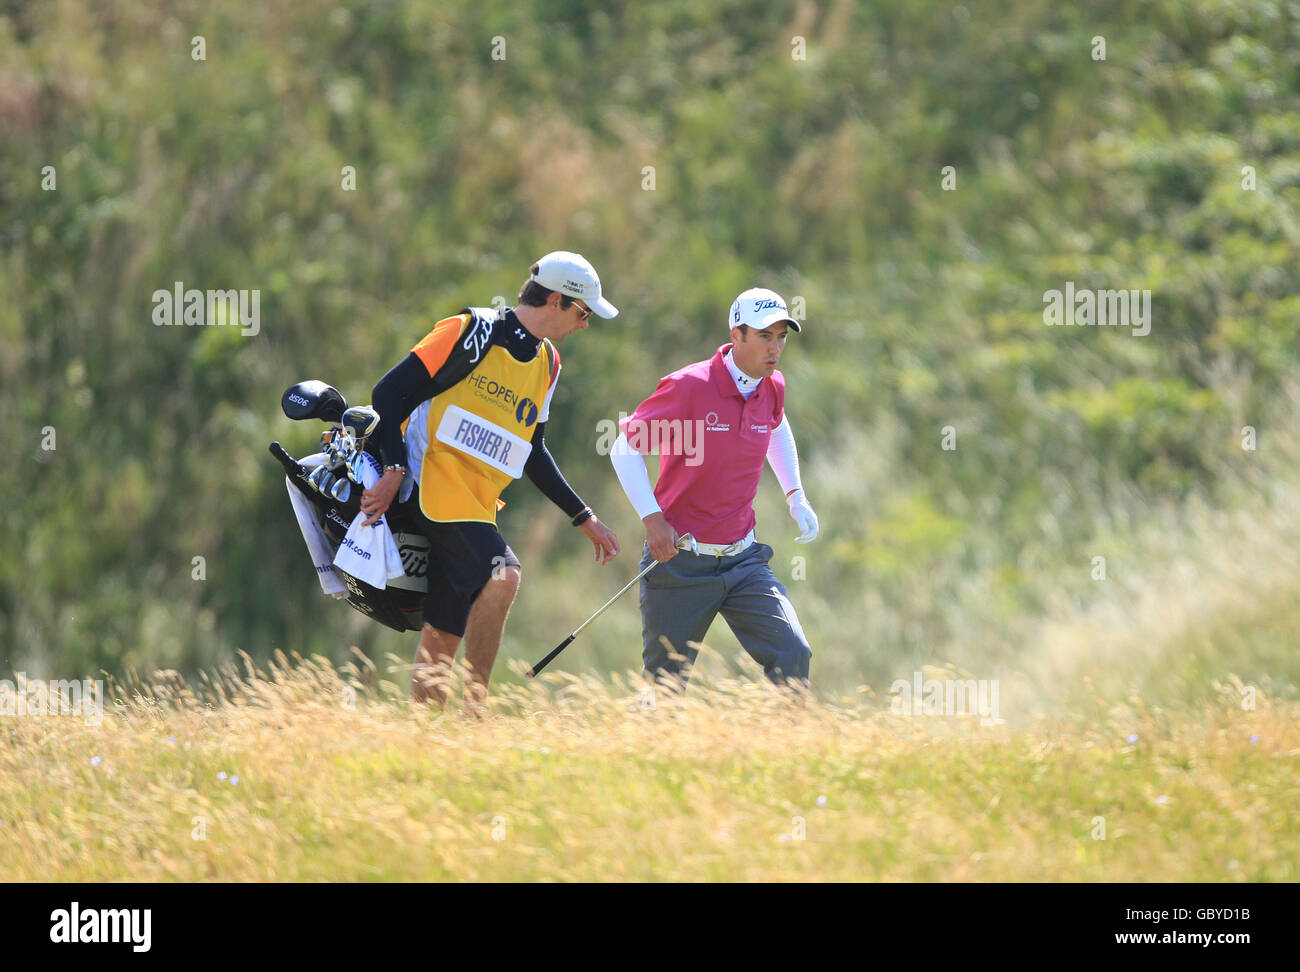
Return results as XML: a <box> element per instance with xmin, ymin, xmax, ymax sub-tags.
<box><xmin>286</xmin><ymin>451</ymin><xmax>348</xmax><ymax>598</ymax></box>
<box><xmin>332</xmin><ymin>450</ymin><xmax>407</xmax><ymax>589</ymax></box>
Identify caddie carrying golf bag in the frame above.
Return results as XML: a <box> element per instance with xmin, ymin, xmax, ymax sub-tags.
<box><xmin>269</xmin><ymin>380</ymin><xmax>430</xmax><ymax>632</ymax></box>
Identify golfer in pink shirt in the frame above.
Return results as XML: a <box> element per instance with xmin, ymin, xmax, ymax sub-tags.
<box><xmin>610</xmin><ymin>288</ymin><xmax>819</xmax><ymax>687</ymax></box>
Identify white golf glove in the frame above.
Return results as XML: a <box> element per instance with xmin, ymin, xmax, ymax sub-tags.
<box><xmin>787</xmin><ymin>488</ymin><xmax>819</xmax><ymax>543</ymax></box>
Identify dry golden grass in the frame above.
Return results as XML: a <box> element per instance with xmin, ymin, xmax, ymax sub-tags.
<box><xmin>2</xmin><ymin>652</ymin><xmax>1294</xmax><ymax>882</ymax></box>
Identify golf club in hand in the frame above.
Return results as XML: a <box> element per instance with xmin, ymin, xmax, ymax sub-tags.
<box><xmin>526</xmin><ymin>533</ymin><xmax>695</xmax><ymax>678</ymax></box>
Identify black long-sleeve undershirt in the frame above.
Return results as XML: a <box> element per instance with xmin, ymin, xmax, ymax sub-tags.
<box><xmin>373</xmin><ymin>353</ymin><xmax>443</xmax><ymax>469</ymax></box>
<box><xmin>522</xmin><ymin>422</ymin><xmax>585</xmax><ymax>518</ymax></box>
<box><xmin>372</xmin><ymin>352</ymin><xmax>586</xmax><ymax>518</ymax></box>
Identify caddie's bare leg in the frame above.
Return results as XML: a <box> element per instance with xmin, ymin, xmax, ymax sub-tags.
<box><xmin>462</xmin><ymin>565</ymin><xmax>522</xmax><ymax>713</ymax></box>
<box><xmin>412</xmin><ymin>624</ymin><xmax>460</xmax><ymax>707</ymax></box>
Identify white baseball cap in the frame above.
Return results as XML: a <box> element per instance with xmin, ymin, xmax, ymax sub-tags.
<box><xmin>531</xmin><ymin>251</ymin><xmax>618</xmax><ymax>319</ymax></box>
<box><xmin>728</xmin><ymin>287</ymin><xmax>801</xmax><ymax>332</ymax></box>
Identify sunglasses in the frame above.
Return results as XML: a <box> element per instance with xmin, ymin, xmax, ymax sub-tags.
<box><xmin>570</xmin><ymin>300</ymin><xmax>593</xmax><ymax>321</ymax></box>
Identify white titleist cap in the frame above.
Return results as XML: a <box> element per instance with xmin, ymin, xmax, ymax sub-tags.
<box><xmin>531</xmin><ymin>251</ymin><xmax>618</xmax><ymax>319</ymax></box>
<box><xmin>728</xmin><ymin>287</ymin><xmax>801</xmax><ymax>332</ymax></box>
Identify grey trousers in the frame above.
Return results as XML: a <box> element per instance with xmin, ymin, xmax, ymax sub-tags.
<box><xmin>638</xmin><ymin>541</ymin><xmax>811</xmax><ymax>687</ymax></box>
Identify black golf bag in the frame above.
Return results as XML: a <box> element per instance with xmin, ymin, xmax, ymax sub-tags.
<box><xmin>269</xmin><ymin>380</ymin><xmax>429</xmax><ymax>632</ymax></box>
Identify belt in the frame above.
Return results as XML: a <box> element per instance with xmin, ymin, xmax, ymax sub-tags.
<box><xmin>688</xmin><ymin>529</ymin><xmax>756</xmax><ymax>557</ymax></box>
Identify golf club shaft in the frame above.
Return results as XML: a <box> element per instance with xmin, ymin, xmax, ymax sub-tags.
<box><xmin>525</xmin><ymin>534</ymin><xmax>693</xmax><ymax>678</ymax></box>
<box><xmin>525</xmin><ymin>559</ymin><xmax>658</xmax><ymax>679</ymax></box>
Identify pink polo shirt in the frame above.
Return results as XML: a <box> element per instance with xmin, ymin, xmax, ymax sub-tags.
<box><xmin>621</xmin><ymin>343</ymin><xmax>785</xmax><ymax>545</ymax></box>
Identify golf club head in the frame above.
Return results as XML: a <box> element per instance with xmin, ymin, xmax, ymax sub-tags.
<box><xmin>347</xmin><ymin>452</ymin><xmax>368</xmax><ymax>485</ymax></box>
<box><xmin>341</xmin><ymin>405</ymin><xmax>380</xmax><ymax>441</ymax></box>
<box><xmin>281</xmin><ymin>380</ymin><xmax>348</xmax><ymax>424</ymax></box>
<box><xmin>325</xmin><ymin>433</ymin><xmax>351</xmax><ymax>471</ymax></box>
<box><xmin>330</xmin><ymin>476</ymin><xmax>351</xmax><ymax>503</ymax></box>
<box><xmin>307</xmin><ymin>465</ymin><xmax>330</xmax><ymax>492</ymax></box>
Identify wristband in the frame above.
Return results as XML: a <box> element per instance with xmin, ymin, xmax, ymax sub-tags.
<box><xmin>571</xmin><ymin>507</ymin><xmax>594</xmax><ymax>527</ymax></box>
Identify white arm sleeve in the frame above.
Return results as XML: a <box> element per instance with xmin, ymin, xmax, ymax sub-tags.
<box><xmin>765</xmin><ymin>414</ymin><xmax>803</xmax><ymax>496</ymax></box>
<box><xmin>610</xmin><ymin>432</ymin><xmax>662</xmax><ymax>519</ymax></box>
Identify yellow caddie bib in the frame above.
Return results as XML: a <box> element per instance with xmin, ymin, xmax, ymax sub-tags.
<box><xmin>418</xmin><ymin>341</ymin><xmax>551</xmax><ymax>523</ymax></box>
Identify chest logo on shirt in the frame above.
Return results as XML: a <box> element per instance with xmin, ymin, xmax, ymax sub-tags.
<box><xmin>705</xmin><ymin>411</ymin><xmax>730</xmax><ymax>432</ymax></box>
<box><xmin>465</xmin><ymin>371</ymin><xmax>531</xmax><ymax>415</ymax></box>
<box><xmin>462</xmin><ymin>319</ymin><xmax>493</xmax><ymax>363</ymax></box>
<box><xmin>515</xmin><ymin>398</ymin><xmax>538</xmax><ymax>427</ymax></box>
<box><xmin>750</xmin><ymin>423</ymin><xmax>770</xmax><ymax>434</ymax></box>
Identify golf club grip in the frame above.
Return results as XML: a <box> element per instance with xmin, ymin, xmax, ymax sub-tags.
<box><xmin>526</xmin><ymin>635</ymin><xmax>575</xmax><ymax>679</ymax></box>
<box><xmin>268</xmin><ymin>441</ymin><xmax>306</xmax><ymax>478</ymax></box>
